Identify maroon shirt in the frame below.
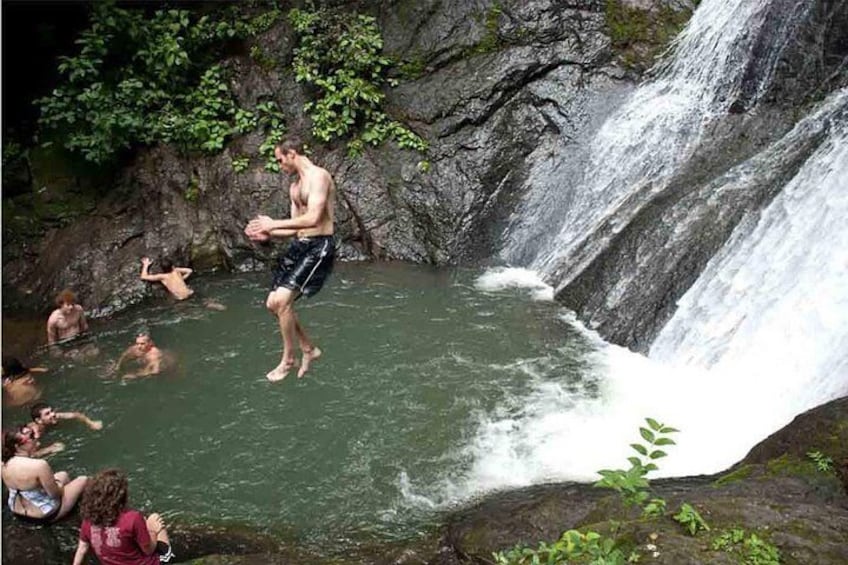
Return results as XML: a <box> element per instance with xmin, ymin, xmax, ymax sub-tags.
<box><xmin>80</xmin><ymin>509</ymin><xmax>158</xmax><ymax>565</ymax></box>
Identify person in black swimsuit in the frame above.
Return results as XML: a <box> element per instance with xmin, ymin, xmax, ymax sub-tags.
<box><xmin>245</xmin><ymin>136</ymin><xmax>336</xmax><ymax>382</ymax></box>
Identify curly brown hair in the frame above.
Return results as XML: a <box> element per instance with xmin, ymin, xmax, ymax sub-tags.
<box><xmin>80</xmin><ymin>468</ymin><xmax>129</xmax><ymax>526</ymax></box>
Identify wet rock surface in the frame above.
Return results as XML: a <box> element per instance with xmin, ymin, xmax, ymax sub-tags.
<box><xmin>440</xmin><ymin>396</ymin><xmax>848</xmax><ymax>564</ymax></box>
<box><xmin>3</xmin><ymin>0</ymin><xmax>666</xmax><ymax>318</ymax></box>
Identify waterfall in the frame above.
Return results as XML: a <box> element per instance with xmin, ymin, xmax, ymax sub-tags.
<box><xmin>414</xmin><ymin>0</ymin><xmax>847</xmax><ymax>502</ymax></box>
<box><xmin>650</xmin><ymin>91</ymin><xmax>848</xmax><ymax>402</ymax></box>
<box><xmin>501</xmin><ymin>0</ymin><xmax>810</xmax><ymax>278</ymax></box>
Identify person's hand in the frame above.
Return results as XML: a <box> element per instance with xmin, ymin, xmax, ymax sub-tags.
<box><xmin>149</xmin><ymin>513</ymin><xmax>166</xmax><ymax>533</ymax></box>
<box><xmin>46</xmin><ymin>442</ymin><xmax>65</xmax><ymax>455</ymax></box>
<box><xmin>141</xmin><ymin>257</ymin><xmax>152</xmax><ymax>267</ymax></box>
<box><xmin>244</xmin><ymin>217</ymin><xmax>270</xmax><ymax>242</ymax></box>
<box><xmin>89</xmin><ymin>420</ymin><xmax>103</xmax><ymax>431</ymax></box>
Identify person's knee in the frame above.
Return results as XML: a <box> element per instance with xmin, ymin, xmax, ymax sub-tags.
<box><xmin>266</xmin><ymin>292</ymin><xmax>294</xmax><ymax>315</ymax></box>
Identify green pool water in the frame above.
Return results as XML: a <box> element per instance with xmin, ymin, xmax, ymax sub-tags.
<box><xmin>2</xmin><ymin>262</ymin><xmax>596</xmax><ymax>554</ymax></box>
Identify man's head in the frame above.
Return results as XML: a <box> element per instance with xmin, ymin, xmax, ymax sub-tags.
<box><xmin>55</xmin><ymin>289</ymin><xmax>77</xmax><ymax>313</ymax></box>
<box><xmin>274</xmin><ymin>136</ymin><xmax>306</xmax><ymax>174</ymax></box>
<box><xmin>31</xmin><ymin>402</ymin><xmax>57</xmax><ymax>427</ymax></box>
<box><xmin>134</xmin><ymin>332</ymin><xmax>154</xmax><ymax>354</ymax></box>
<box><xmin>159</xmin><ymin>258</ymin><xmax>174</xmax><ymax>273</ymax></box>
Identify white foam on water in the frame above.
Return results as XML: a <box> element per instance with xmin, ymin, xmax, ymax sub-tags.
<box><xmin>399</xmin><ymin>93</ymin><xmax>848</xmax><ymax>513</ymax></box>
<box><xmin>474</xmin><ymin>267</ymin><xmax>554</xmax><ymax>301</ymax></box>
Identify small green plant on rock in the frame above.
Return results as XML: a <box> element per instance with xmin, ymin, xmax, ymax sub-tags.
<box><xmin>672</xmin><ymin>502</ymin><xmax>709</xmax><ymax>536</ymax></box>
<box><xmin>184</xmin><ymin>175</ymin><xmax>200</xmax><ymax>202</ymax></box>
<box><xmin>494</xmin><ymin>418</ymin><xmax>680</xmax><ymax>565</ymax></box>
<box><xmin>711</xmin><ymin>527</ymin><xmax>780</xmax><ymax>565</ymax></box>
<box><xmin>595</xmin><ymin>417</ymin><xmax>677</xmax><ymax>513</ymax></box>
<box><xmin>806</xmin><ymin>450</ymin><xmax>834</xmax><ymax>473</ymax></box>
<box><xmin>494</xmin><ymin>529</ymin><xmax>629</xmax><ymax>565</ymax></box>
<box><xmin>231</xmin><ymin>156</ymin><xmax>250</xmax><ymax>173</ymax></box>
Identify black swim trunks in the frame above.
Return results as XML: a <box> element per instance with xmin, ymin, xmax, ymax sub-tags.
<box><xmin>270</xmin><ymin>236</ymin><xmax>335</xmax><ymax>297</ymax></box>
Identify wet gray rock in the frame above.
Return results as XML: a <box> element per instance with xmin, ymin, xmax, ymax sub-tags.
<box><xmin>439</xmin><ymin>396</ymin><xmax>848</xmax><ymax>564</ymax></box>
<box><xmin>550</xmin><ymin>0</ymin><xmax>848</xmax><ymax>351</ymax></box>
<box><xmin>2</xmin><ymin>0</ymin><xmax>641</xmax><ymax>316</ymax></box>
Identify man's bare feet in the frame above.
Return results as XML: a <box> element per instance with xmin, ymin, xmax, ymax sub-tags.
<box><xmin>297</xmin><ymin>347</ymin><xmax>322</xmax><ymax>378</ymax></box>
<box><xmin>267</xmin><ymin>359</ymin><xmax>295</xmax><ymax>382</ymax></box>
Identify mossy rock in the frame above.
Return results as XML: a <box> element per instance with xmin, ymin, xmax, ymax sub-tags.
<box><xmin>604</xmin><ymin>0</ymin><xmax>695</xmax><ymax>71</ymax></box>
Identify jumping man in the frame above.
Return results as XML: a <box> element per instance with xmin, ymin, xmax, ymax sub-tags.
<box><xmin>245</xmin><ymin>137</ymin><xmax>336</xmax><ymax>382</ymax></box>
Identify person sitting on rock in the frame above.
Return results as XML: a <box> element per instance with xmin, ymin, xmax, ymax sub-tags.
<box><xmin>2</xmin><ymin>357</ymin><xmax>46</xmax><ymax>408</ymax></box>
<box><xmin>139</xmin><ymin>256</ymin><xmax>225</xmax><ymax>310</ymax></box>
<box><xmin>26</xmin><ymin>402</ymin><xmax>103</xmax><ymax>457</ymax></box>
<box><xmin>72</xmin><ymin>468</ymin><xmax>174</xmax><ymax>565</ymax></box>
<box><xmin>2</xmin><ymin>426</ymin><xmax>88</xmax><ymax>524</ymax></box>
<box><xmin>113</xmin><ymin>332</ymin><xmax>165</xmax><ymax>381</ymax></box>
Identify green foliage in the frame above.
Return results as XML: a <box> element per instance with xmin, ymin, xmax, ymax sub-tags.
<box><xmin>231</xmin><ymin>156</ymin><xmax>250</xmax><ymax>173</ymax></box>
<box><xmin>806</xmin><ymin>450</ymin><xmax>834</xmax><ymax>473</ymax></box>
<box><xmin>288</xmin><ymin>6</ymin><xmax>426</xmax><ymax>157</ymax></box>
<box><xmin>711</xmin><ymin>528</ymin><xmax>781</xmax><ymax>565</ymax></box>
<box><xmin>250</xmin><ymin>44</ymin><xmax>277</xmax><ymax>71</ymax></box>
<box><xmin>672</xmin><ymin>503</ymin><xmax>709</xmax><ymax>536</ymax></box>
<box><xmin>494</xmin><ymin>529</ymin><xmax>628</xmax><ymax>565</ymax></box>
<box><xmin>35</xmin><ymin>2</ymin><xmax>278</xmax><ymax>164</ymax></box>
<box><xmin>595</xmin><ymin>417</ymin><xmax>677</xmax><ymax>513</ymax></box>
<box><xmin>496</xmin><ymin>419</ymin><xmax>681</xmax><ymax>565</ymax></box>
<box><xmin>184</xmin><ymin>174</ymin><xmax>200</xmax><ymax>202</ymax></box>
<box><xmin>417</xmin><ymin>160</ymin><xmax>431</xmax><ymax>173</ymax></box>
<box><xmin>469</xmin><ymin>4</ymin><xmax>504</xmax><ymax>55</ymax></box>
<box><xmin>255</xmin><ymin>100</ymin><xmax>287</xmax><ymax>171</ymax></box>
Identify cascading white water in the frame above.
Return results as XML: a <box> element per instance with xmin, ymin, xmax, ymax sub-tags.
<box><xmin>402</xmin><ymin>0</ymin><xmax>847</xmax><ymax>506</ymax></box>
<box><xmin>502</xmin><ymin>0</ymin><xmax>807</xmax><ymax>276</ymax></box>
<box><xmin>650</xmin><ymin>91</ymin><xmax>848</xmax><ymax>401</ymax></box>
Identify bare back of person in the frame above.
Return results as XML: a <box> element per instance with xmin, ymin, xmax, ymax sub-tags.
<box><xmin>159</xmin><ymin>271</ymin><xmax>194</xmax><ymax>300</ymax></box>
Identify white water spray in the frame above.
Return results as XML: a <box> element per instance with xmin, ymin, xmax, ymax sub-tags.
<box><xmin>402</xmin><ymin>0</ymin><xmax>847</xmax><ymax>508</ymax></box>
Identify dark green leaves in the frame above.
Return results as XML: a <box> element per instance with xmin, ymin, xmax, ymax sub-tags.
<box><xmin>288</xmin><ymin>7</ymin><xmax>426</xmax><ymax>157</ymax></box>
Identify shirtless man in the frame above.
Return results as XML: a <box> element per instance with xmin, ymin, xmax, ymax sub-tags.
<box><xmin>46</xmin><ymin>289</ymin><xmax>89</xmax><ymax>344</ymax></box>
<box><xmin>26</xmin><ymin>402</ymin><xmax>102</xmax><ymax>457</ymax></box>
<box><xmin>140</xmin><ymin>257</ymin><xmax>226</xmax><ymax>310</ymax></box>
<box><xmin>114</xmin><ymin>332</ymin><xmax>164</xmax><ymax>380</ymax></box>
<box><xmin>244</xmin><ymin>137</ymin><xmax>336</xmax><ymax>382</ymax></box>
<box><xmin>140</xmin><ymin>257</ymin><xmax>193</xmax><ymax>299</ymax></box>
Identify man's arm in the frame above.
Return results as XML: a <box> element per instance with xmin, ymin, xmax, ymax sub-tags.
<box><xmin>46</xmin><ymin>313</ymin><xmax>59</xmax><ymax>345</ymax></box>
<box><xmin>251</xmin><ymin>174</ymin><xmax>330</xmax><ymax>232</ymax></box>
<box><xmin>57</xmin><ymin>411</ymin><xmax>103</xmax><ymax>431</ymax></box>
<box><xmin>140</xmin><ymin>257</ymin><xmax>165</xmax><ymax>282</ymax></box>
<box><xmin>123</xmin><ymin>350</ymin><xmax>162</xmax><ymax>380</ymax></box>
<box><xmin>114</xmin><ymin>346</ymin><xmax>135</xmax><ymax>372</ymax></box>
<box><xmin>33</xmin><ymin>442</ymin><xmax>65</xmax><ymax>458</ymax></box>
<box><xmin>176</xmin><ymin>267</ymin><xmax>193</xmax><ymax>280</ymax></box>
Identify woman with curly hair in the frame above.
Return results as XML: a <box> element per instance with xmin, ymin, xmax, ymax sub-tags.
<box><xmin>72</xmin><ymin>468</ymin><xmax>174</xmax><ymax>565</ymax></box>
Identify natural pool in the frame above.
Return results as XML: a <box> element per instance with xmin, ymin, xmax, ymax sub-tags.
<box><xmin>2</xmin><ymin>262</ymin><xmax>598</xmax><ymax>558</ymax></box>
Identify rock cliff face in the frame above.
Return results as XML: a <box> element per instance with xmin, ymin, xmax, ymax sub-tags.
<box><xmin>548</xmin><ymin>0</ymin><xmax>848</xmax><ymax>351</ymax></box>
<box><xmin>2</xmin><ymin>0</ymin><xmax>687</xmax><ymax>317</ymax></box>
